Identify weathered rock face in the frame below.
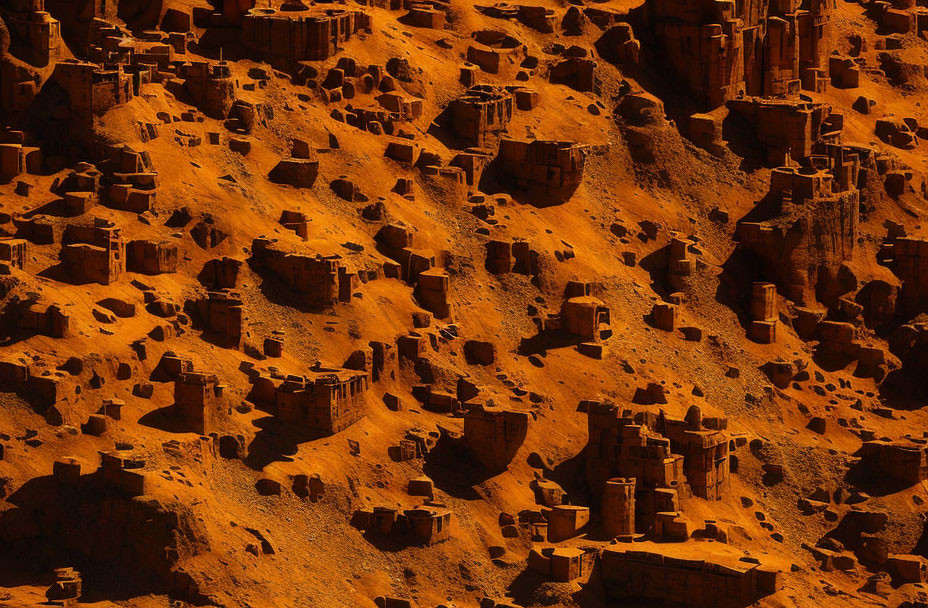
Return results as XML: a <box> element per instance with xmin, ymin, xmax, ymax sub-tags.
<box><xmin>0</xmin><ymin>0</ymin><xmax>63</xmax><ymax>67</ymax></box>
<box><xmin>736</xmin><ymin>161</ymin><xmax>859</xmax><ymax>304</ymax></box>
<box><xmin>446</xmin><ymin>86</ymin><xmax>514</xmax><ymax>147</ymax></box>
<box><xmin>250</xmin><ymin>238</ymin><xmax>352</xmax><ymax>309</ymax></box>
<box><xmin>181</xmin><ymin>61</ymin><xmax>236</xmax><ymax>119</ymax></box>
<box><xmin>240</xmin><ymin>7</ymin><xmax>371</xmax><ymax>63</ymax></box>
<box><xmin>857</xmin><ymin>440</ymin><xmax>927</xmax><ymax>486</ymax></box>
<box><xmin>268</xmin><ymin>157</ymin><xmax>319</xmax><ymax>188</ymax></box>
<box><xmin>1</xmin><ymin>0</ymin><xmax>928</xmax><ymax>605</ymax></box>
<box><xmin>127</xmin><ymin>239</ymin><xmax>178</xmax><ymax>274</ymax></box>
<box><xmin>496</xmin><ymin>138</ymin><xmax>590</xmax><ymax>191</ymax></box>
<box><xmin>726</xmin><ymin>97</ymin><xmax>840</xmax><ymax>165</ymax></box>
<box><xmin>585</xmin><ymin>401</ymin><xmax>723</xmax><ymax>535</ymax></box>
<box><xmin>601</xmin><ymin>547</ymin><xmax>778</xmax><ymax>607</ymax></box>
<box><xmin>60</xmin><ymin>219</ymin><xmax>126</xmax><ymax>285</ymax></box>
<box><xmin>0</xmin><ymin>452</ymin><xmax>210</xmax><ymax>602</ymax></box>
<box><xmin>249</xmin><ymin>364</ymin><xmax>369</xmax><ymax>435</ymax></box>
<box><xmin>640</xmin><ymin>0</ymin><xmax>835</xmax><ymax>109</ymax></box>
<box><xmin>463</xmin><ymin>404</ymin><xmax>529</xmax><ymax>470</ymax></box>
<box><xmin>889</xmin><ymin>237</ymin><xmax>928</xmax><ymax>318</ymax></box>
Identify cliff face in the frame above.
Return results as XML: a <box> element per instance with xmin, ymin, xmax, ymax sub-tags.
<box><xmin>0</xmin><ymin>0</ymin><xmax>928</xmax><ymax>607</ymax></box>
